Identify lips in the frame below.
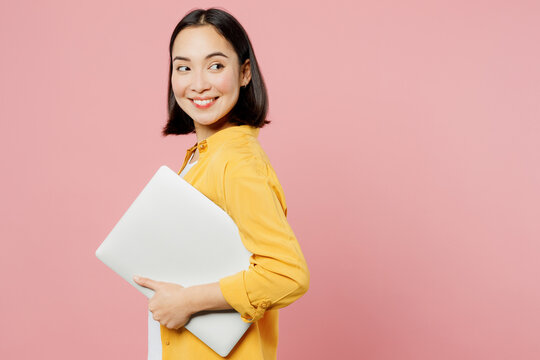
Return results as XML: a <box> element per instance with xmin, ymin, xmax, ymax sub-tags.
<box><xmin>190</xmin><ymin>97</ymin><xmax>218</xmax><ymax>109</ymax></box>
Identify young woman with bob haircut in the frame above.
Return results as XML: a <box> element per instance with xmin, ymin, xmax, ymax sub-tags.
<box><xmin>133</xmin><ymin>7</ymin><xmax>310</xmax><ymax>360</ymax></box>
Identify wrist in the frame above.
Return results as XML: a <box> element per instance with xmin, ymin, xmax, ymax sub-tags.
<box><xmin>185</xmin><ymin>285</ymin><xmax>204</xmax><ymax>315</ymax></box>
<box><xmin>185</xmin><ymin>282</ymin><xmax>232</xmax><ymax>314</ymax></box>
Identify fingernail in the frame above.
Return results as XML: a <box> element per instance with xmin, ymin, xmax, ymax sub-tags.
<box><xmin>133</xmin><ymin>276</ymin><xmax>140</xmax><ymax>281</ymax></box>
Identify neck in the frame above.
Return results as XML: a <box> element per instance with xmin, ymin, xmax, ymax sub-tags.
<box><xmin>193</xmin><ymin>118</ymin><xmax>236</xmax><ymax>144</ymax></box>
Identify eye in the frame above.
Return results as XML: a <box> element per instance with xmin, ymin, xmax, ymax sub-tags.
<box><xmin>176</xmin><ymin>65</ymin><xmax>189</xmax><ymax>72</ymax></box>
<box><xmin>209</xmin><ymin>63</ymin><xmax>224</xmax><ymax>70</ymax></box>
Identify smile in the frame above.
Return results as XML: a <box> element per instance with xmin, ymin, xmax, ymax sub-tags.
<box><xmin>191</xmin><ymin>97</ymin><xmax>218</xmax><ymax>109</ymax></box>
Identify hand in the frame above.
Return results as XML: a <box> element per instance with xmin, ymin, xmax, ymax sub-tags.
<box><xmin>133</xmin><ymin>275</ymin><xmax>194</xmax><ymax>330</ymax></box>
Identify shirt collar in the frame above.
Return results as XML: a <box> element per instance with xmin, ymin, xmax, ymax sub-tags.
<box><xmin>180</xmin><ymin>125</ymin><xmax>260</xmax><ymax>175</ymax></box>
<box><xmin>190</xmin><ymin>124</ymin><xmax>260</xmax><ymax>154</ymax></box>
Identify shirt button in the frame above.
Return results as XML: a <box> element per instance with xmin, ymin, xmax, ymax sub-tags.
<box><xmin>261</xmin><ymin>302</ymin><xmax>268</xmax><ymax>309</ymax></box>
<box><xmin>165</xmin><ymin>340</ymin><xmax>170</xmax><ymax>345</ymax></box>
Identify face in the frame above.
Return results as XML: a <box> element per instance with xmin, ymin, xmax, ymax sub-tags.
<box><xmin>171</xmin><ymin>25</ymin><xmax>251</xmax><ymax>129</ymax></box>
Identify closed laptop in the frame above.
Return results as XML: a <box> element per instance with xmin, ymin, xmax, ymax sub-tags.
<box><xmin>95</xmin><ymin>165</ymin><xmax>252</xmax><ymax>357</ymax></box>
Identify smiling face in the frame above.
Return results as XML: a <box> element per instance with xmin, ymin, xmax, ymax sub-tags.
<box><xmin>171</xmin><ymin>25</ymin><xmax>251</xmax><ymax>131</ymax></box>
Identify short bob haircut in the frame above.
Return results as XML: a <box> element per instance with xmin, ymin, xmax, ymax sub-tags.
<box><xmin>162</xmin><ymin>8</ymin><xmax>270</xmax><ymax>136</ymax></box>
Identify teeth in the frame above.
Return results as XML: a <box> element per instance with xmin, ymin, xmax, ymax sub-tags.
<box><xmin>193</xmin><ymin>98</ymin><xmax>215</xmax><ymax>105</ymax></box>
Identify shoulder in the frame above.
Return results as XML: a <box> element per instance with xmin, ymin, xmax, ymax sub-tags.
<box><xmin>213</xmin><ymin>135</ymin><xmax>289</xmax><ymax>214</ymax></box>
<box><xmin>215</xmin><ymin>135</ymin><xmax>272</xmax><ymax>178</ymax></box>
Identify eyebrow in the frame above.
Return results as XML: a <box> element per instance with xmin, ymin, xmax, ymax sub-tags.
<box><xmin>173</xmin><ymin>52</ymin><xmax>229</xmax><ymax>62</ymax></box>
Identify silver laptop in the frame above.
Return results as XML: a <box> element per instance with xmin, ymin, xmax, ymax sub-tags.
<box><xmin>95</xmin><ymin>165</ymin><xmax>252</xmax><ymax>357</ymax></box>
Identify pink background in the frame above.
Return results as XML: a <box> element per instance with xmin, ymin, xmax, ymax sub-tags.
<box><xmin>1</xmin><ymin>0</ymin><xmax>539</xmax><ymax>359</ymax></box>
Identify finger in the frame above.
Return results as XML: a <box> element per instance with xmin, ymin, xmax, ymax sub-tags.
<box><xmin>133</xmin><ymin>275</ymin><xmax>161</xmax><ymax>290</ymax></box>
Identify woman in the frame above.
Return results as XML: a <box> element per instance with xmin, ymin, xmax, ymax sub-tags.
<box><xmin>133</xmin><ymin>8</ymin><xmax>310</xmax><ymax>359</ymax></box>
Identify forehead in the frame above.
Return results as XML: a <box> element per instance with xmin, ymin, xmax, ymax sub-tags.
<box><xmin>171</xmin><ymin>25</ymin><xmax>237</xmax><ymax>60</ymax></box>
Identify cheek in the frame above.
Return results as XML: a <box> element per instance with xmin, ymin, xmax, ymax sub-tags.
<box><xmin>214</xmin><ymin>73</ymin><xmax>237</xmax><ymax>94</ymax></box>
<box><xmin>170</xmin><ymin>77</ymin><xmax>191</xmax><ymax>113</ymax></box>
<box><xmin>171</xmin><ymin>75</ymin><xmax>187</xmax><ymax>98</ymax></box>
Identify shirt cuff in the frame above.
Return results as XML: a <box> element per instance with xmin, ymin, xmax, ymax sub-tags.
<box><xmin>219</xmin><ymin>271</ymin><xmax>271</xmax><ymax>323</ymax></box>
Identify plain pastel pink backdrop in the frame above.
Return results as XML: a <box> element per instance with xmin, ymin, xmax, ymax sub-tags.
<box><xmin>1</xmin><ymin>0</ymin><xmax>539</xmax><ymax>359</ymax></box>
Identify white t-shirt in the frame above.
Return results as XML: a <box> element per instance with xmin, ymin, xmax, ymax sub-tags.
<box><xmin>148</xmin><ymin>153</ymin><xmax>198</xmax><ymax>360</ymax></box>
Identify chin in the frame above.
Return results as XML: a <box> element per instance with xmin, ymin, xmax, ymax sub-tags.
<box><xmin>197</xmin><ymin>115</ymin><xmax>232</xmax><ymax>127</ymax></box>
<box><xmin>194</xmin><ymin>118</ymin><xmax>220</xmax><ymax>126</ymax></box>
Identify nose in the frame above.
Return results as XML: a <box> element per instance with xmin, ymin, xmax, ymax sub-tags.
<box><xmin>190</xmin><ymin>68</ymin><xmax>211</xmax><ymax>93</ymax></box>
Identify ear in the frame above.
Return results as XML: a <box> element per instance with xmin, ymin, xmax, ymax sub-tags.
<box><xmin>240</xmin><ymin>59</ymin><xmax>252</xmax><ymax>87</ymax></box>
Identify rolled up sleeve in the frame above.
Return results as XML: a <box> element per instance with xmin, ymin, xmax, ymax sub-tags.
<box><xmin>218</xmin><ymin>156</ymin><xmax>310</xmax><ymax>323</ymax></box>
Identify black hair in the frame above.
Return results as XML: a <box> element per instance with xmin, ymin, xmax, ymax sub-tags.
<box><xmin>162</xmin><ymin>7</ymin><xmax>270</xmax><ymax>136</ymax></box>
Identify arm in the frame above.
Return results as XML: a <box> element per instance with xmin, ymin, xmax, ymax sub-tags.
<box><xmin>135</xmin><ymin>156</ymin><xmax>309</xmax><ymax>329</ymax></box>
<box><xmin>186</xmin><ymin>282</ymin><xmax>232</xmax><ymax>313</ymax></box>
<box><xmin>218</xmin><ymin>157</ymin><xmax>310</xmax><ymax>323</ymax></box>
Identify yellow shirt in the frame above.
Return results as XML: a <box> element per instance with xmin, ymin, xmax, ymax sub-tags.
<box><xmin>161</xmin><ymin>124</ymin><xmax>310</xmax><ymax>359</ymax></box>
